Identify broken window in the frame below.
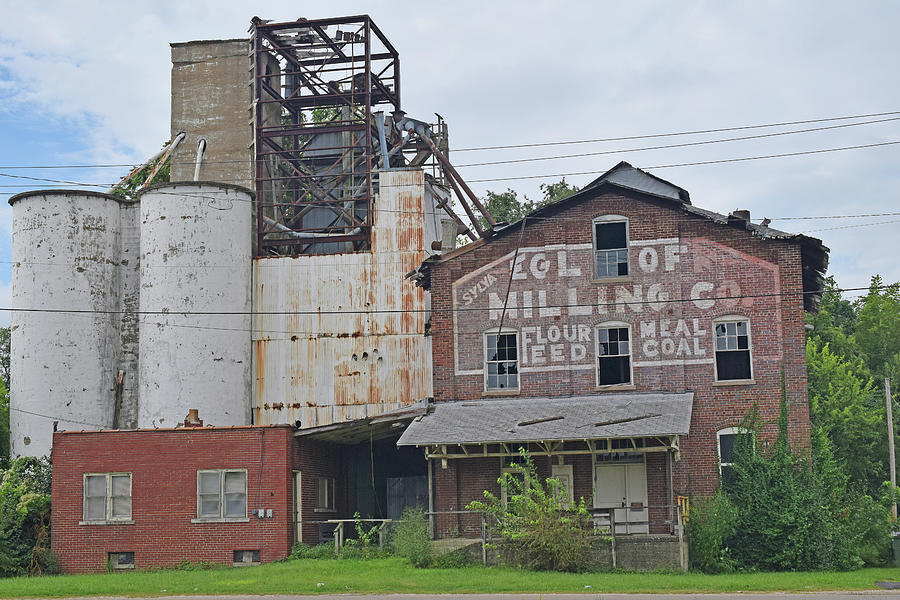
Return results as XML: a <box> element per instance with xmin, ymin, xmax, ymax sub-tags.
<box><xmin>718</xmin><ymin>427</ymin><xmax>753</xmax><ymax>487</ymax></box>
<box><xmin>316</xmin><ymin>477</ymin><xmax>336</xmax><ymax>511</ymax></box>
<box><xmin>108</xmin><ymin>552</ymin><xmax>134</xmax><ymax>569</ymax></box>
<box><xmin>593</xmin><ymin>216</ymin><xmax>629</xmax><ymax>278</ymax></box>
<box><xmin>196</xmin><ymin>470</ymin><xmax>247</xmax><ymax>520</ymax></box>
<box><xmin>83</xmin><ymin>473</ymin><xmax>131</xmax><ymax>523</ymax></box>
<box><xmin>596</xmin><ymin>324</ymin><xmax>632</xmax><ymax>386</ymax></box>
<box><xmin>714</xmin><ymin>318</ymin><xmax>752</xmax><ymax>381</ymax></box>
<box><xmin>484</xmin><ymin>330</ymin><xmax>519</xmax><ymax>391</ymax></box>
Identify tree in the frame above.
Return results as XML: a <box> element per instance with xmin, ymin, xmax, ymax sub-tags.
<box><xmin>478</xmin><ymin>178</ymin><xmax>580</xmax><ymax>230</ymax></box>
<box><xmin>0</xmin><ymin>457</ymin><xmax>56</xmax><ymax>576</ymax></box>
<box><xmin>853</xmin><ymin>275</ymin><xmax>900</xmax><ymax>381</ymax></box>
<box><xmin>806</xmin><ymin>339</ymin><xmax>886</xmax><ymax>493</ymax></box>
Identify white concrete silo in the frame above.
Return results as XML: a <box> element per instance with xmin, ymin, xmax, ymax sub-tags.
<box><xmin>136</xmin><ymin>182</ymin><xmax>252</xmax><ymax>428</ymax></box>
<box><xmin>9</xmin><ymin>190</ymin><xmax>124</xmax><ymax>457</ymax></box>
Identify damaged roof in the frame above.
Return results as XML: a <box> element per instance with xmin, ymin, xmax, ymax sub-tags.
<box><xmin>397</xmin><ymin>392</ymin><xmax>693</xmax><ymax>447</ymax></box>
<box><xmin>414</xmin><ymin>161</ymin><xmax>829</xmax><ymax>312</ymax></box>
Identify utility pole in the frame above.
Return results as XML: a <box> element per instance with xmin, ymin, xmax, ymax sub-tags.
<box><xmin>886</xmin><ymin>378</ymin><xmax>897</xmax><ymax>520</ymax></box>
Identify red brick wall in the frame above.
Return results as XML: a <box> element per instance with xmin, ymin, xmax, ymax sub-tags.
<box><xmin>292</xmin><ymin>438</ymin><xmax>349</xmax><ymax>544</ymax></box>
<box><xmin>51</xmin><ymin>426</ymin><xmax>294</xmax><ymax>573</ymax></box>
<box><xmin>429</xmin><ymin>189</ymin><xmax>812</xmax><ymax>502</ymax></box>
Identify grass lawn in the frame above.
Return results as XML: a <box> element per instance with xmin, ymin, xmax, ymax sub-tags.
<box><xmin>0</xmin><ymin>558</ymin><xmax>897</xmax><ymax>598</ymax></box>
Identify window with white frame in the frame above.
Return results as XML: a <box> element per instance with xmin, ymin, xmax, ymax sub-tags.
<box><xmin>83</xmin><ymin>473</ymin><xmax>131</xmax><ymax>523</ymax></box>
<box><xmin>484</xmin><ymin>329</ymin><xmax>519</xmax><ymax>391</ymax></box>
<box><xmin>316</xmin><ymin>476</ymin><xmax>336</xmax><ymax>511</ymax></box>
<box><xmin>197</xmin><ymin>470</ymin><xmax>247</xmax><ymax>520</ymax></box>
<box><xmin>714</xmin><ymin>317</ymin><xmax>752</xmax><ymax>381</ymax></box>
<box><xmin>596</xmin><ymin>323</ymin><xmax>632</xmax><ymax>386</ymax></box>
<box><xmin>593</xmin><ymin>216</ymin><xmax>629</xmax><ymax>278</ymax></box>
<box><xmin>717</xmin><ymin>427</ymin><xmax>753</xmax><ymax>486</ymax></box>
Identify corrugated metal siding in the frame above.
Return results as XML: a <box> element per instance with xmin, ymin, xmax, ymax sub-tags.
<box><xmin>252</xmin><ymin>170</ymin><xmax>434</xmax><ymax>427</ymax></box>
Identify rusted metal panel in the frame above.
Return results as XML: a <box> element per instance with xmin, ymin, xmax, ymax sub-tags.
<box><xmin>252</xmin><ymin>170</ymin><xmax>435</xmax><ymax>427</ymax></box>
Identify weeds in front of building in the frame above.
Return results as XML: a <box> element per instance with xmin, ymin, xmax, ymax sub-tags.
<box><xmin>687</xmin><ymin>394</ymin><xmax>899</xmax><ymax>573</ymax></box>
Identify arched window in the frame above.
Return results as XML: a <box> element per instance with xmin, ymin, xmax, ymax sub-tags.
<box><xmin>592</xmin><ymin>215</ymin><xmax>629</xmax><ymax>278</ymax></box>
<box><xmin>713</xmin><ymin>316</ymin><xmax>753</xmax><ymax>382</ymax></box>
<box><xmin>484</xmin><ymin>327</ymin><xmax>519</xmax><ymax>392</ymax></box>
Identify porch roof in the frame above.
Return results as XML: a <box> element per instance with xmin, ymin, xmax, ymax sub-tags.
<box><xmin>396</xmin><ymin>392</ymin><xmax>693</xmax><ymax>447</ymax></box>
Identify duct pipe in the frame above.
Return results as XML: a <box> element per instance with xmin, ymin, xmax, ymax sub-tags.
<box><xmin>193</xmin><ymin>139</ymin><xmax>207</xmax><ymax>181</ymax></box>
<box><xmin>263</xmin><ymin>216</ymin><xmax>361</xmax><ymax>240</ymax></box>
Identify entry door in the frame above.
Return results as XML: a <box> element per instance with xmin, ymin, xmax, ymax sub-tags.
<box><xmin>293</xmin><ymin>471</ymin><xmax>302</xmax><ymax>544</ymax></box>
<box><xmin>593</xmin><ymin>463</ymin><xmax>648</xmax><ymax>534</ymax></box>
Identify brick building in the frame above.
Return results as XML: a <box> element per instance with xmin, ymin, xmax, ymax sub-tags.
<box><xmin>400</xmin><ymin>161</ymin><xmax>827</xmax><ymax>538</ymax></box>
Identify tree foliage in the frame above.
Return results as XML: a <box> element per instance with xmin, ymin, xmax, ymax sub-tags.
<box><xmin>479</xmin><ymin>178</ymin><xmax>579</xmax><ymax>229</ymax></box>
<box><xmin>806</xmin><ymin>274</ymin><xmax>900</xmax><ymax>497</ymax></box>
<box><xmin>0</xmin><ymin>457</ymin><xmax>56</xmax><ymax>576</ymax></box>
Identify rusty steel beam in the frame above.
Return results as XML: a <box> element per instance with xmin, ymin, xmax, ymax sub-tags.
<box><xmin>421</xmin><ymin>135</ymin><xmax>496</xmax><ymax>228</ymax></box>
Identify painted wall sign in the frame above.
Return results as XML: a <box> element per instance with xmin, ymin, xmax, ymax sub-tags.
<box><xmin>451</xmin><ymin>238</ymin><xmax>781</xmax><ymax>376</ymax></box>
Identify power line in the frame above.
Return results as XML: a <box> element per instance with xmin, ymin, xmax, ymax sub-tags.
<box><xmin>463</xmin><ymin>140</ymin><xmax>900</xmax><ymax>183</ymax></box>
<box><xmin>453</xmin><ymin>116</ymin><xmax>900</xmax><ymax>168</ymax></box>
<box><xmin>1</xmin><ymin>110</ymin><xmax>897</xmax><ymax>171</ymax></box>
<box><xmin>4</xmin><ymin>136</ymin><xmax>900</xmax><ymax>193</ymax></box>
<box><xmin>452</xmin><ymin>111</ymin><xmax>900</xmax><ymax>152</ymax></box>
<box><xmin>0</xmin><ymin>284</ymin><xmax>887</xmax><ymax>318</ymax></box>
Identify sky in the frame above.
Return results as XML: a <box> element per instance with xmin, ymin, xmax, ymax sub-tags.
<box><xmin>0</xmin><ymin>1</ymin><xmax>898</xmax><ymax>325</ymax></box>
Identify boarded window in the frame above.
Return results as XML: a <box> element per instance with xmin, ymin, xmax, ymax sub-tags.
<box><xmin>108</xmin><ymin>552</ymin><xmax>134</xmax><ymax>569</ymax></box>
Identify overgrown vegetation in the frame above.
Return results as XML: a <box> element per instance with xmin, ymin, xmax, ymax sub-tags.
<box><xmin>688</xmin><ymin>387</ymin><xmax>897</xmax><ymax>572</ymax></box>
<box><xmin>0</xmin><ymin>457</ymin><xmax>56</xmax><ymax>576</ymax></box>
<box><xmin>467</xmin><ymin>450</ymin><xmax>594</xmax><ymax>572</ymax></box>
<box><xmin>108</xmin><ymin>141</ymin><xmax>173</xmax><ymax>200</ymax></box>
<box><xmin>390</xmin><ymin>507</ymin><xmax>433</xmax><ymax>568</ymax></box>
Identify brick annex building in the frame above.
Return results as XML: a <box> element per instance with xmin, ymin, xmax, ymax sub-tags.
<box><xmin>400</xmin><ymin>161</ymin><xmax>828</xmax><ymax>538</ymax></box>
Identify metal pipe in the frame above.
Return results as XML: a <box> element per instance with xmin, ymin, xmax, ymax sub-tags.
<box><xmin>263</xmin><ymin>216</ymin><xmax>361</xmax><ymax>239</ymax></box>
<box><xmin>374</xmin><ymin>112</ymin><xmax>391</xmax><ymax>170</ymax></box>
<box><xmin>193</xmin><ymin>138</ymin><xmax>207</xmax><ymax>181</ymax></box>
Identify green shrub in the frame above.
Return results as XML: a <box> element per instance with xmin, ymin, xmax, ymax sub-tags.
<box><xmin>435</xmin><ymin>549</ymin><xmax>476</xmax><ymax>568</ymax></box>
<box><xmin>467</xmin><ymin>449</ymin><xmax>593</xmax><ymax>572</ymax></box>
<box><xmin>290</xmin><ymin>543</ymin><xmax>335</xmax><ymax>560</ymax></box>
<box><xmin>686</xmin><ymin>490</ymin><xmax>737</xmax><ymax>573</ymax></box>
<box><xmin>721</xmin><ymin>391</ymin><xmax>866</xmax><ymax>571</ymax></box>
<box><xmin>0</xmin><ymin>457</ymin><xmax>52</xmax><ymax>577</ymax></box>
<box><xmin>391</xmin><ymin>507</ymin><xmax>433</xmax><ymax>568</ymax></box>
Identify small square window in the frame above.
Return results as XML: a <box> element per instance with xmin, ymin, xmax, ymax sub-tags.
<box><xmin>108</xmin><ymin>552</ymin><xmax>134</xmax><ymax>570</ymax></box>
<box><xmin>233</xmin><ymin>550</ymin><xmax>260</xmax><ymax>566</ymax></box>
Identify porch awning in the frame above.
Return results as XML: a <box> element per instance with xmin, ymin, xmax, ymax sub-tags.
<box><xmin>397</xmin><ymin>392</ymin><xmax>693</xmax><ymax>449</ymax></box>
